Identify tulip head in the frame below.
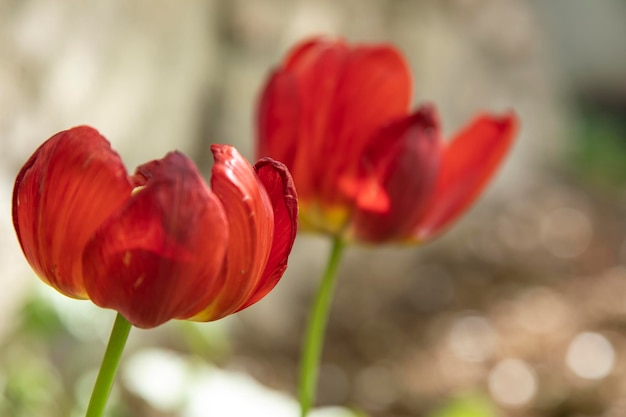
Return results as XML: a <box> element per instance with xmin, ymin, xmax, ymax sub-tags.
<box><xmin>13</xmin><ymin>127</ymin><xmax>297</xmax><ymax>328</ymax></box>
<box><xmin>258</xmin><ymin>37</ymin><xmax>413</xmax><ymax>237</ymax></box>
<box><xmin>257</xmin><ymin>37</ymin><xmax>518</xmax><ymax>244</ymax></box>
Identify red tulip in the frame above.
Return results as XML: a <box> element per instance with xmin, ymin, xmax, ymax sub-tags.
<box><xmin>257</xmin><ymin>37</ymin><xmax>518</xmax><ymax>243</ymax></box>
<box><xmin>12</xmin><ymin>126</ymin><xmax>298</xmax><ymax>328</ymax></box>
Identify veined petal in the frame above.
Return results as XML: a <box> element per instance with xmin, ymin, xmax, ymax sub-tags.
<box><xmin>274</xmin><ymin>38</ymin><xmax>349</xmax><ymax>204</ymax></box>
<box><xmin>235</xmin><ymin>157</ymin><xmax>298</xmax><ymax>312</ymax></box>
<box><xmin>12</xmin><ymin>126</ymin><xmax>133</xmax><ymax>298</ymax></box>
<box><xmin>319</xmin><ymin>40</ymin><xmax>413</xmax><ymax>206</ymax></box>
<box><xmin>257</xmin><ymin>70</ymin><xmax>299</xmax><ymax>171</ymax></box>
<box><xmin>414</xmin><ymin>112</ymin><xmax>518</xmax><ymax>241</ymax></box>
<box><xmin>189</xmin><ymin>145</ymin><xmax>274</xmax><ymax>321</ymax></box>
<box><xmin>82</xmin><ymin>152</ymin><xmax>229</xmax><ymax>329</ymax></box>
<box><xmin>350</xmin><ymin>106</ymin><xmax>442</xmax><ymax>242</ymax></box>
<box><xmin>257</xmin><ymin>37</ymin><xmax>413</xmax><ymax>211</ymax></box>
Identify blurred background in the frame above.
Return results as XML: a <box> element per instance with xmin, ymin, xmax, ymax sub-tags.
<box><xmin>1</xmin><ymin>0</ymin><xmax>626</xmax><ymax>416</ymax></box>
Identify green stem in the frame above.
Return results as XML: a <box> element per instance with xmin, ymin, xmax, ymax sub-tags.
<box><xmin>298</xmin><ymin>237</ymin><xmax>346</xmax><ymax>417</ymax></box>
<box><xmin>85</xmin><ymin>312</ymin><xmax>132</xmax><ymax>417</ymax></box>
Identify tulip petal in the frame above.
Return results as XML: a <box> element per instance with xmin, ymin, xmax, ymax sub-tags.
<box><xmin>351</xmin><ymin>106</ymin><xmax>442</xmax><ymax>242</ymax></box>
<box><xmin>257</xmin><ymin>70</ymin><xmax>299</xmax><ymax>171</ymax></box>
<box><xmin>82</xmin><ymin>152</ymin><xmax>229</xmax><ymax>329</ymax></box>
<box><xmin>12</xmin><ymin>126</ymin><xmax>133</xmax><ymax>298</ymax></box>
<box><xmin>414</xmin><ymin>113</ymin><xmax>518</xmax><ymax>240</ymax></box>
<box><xmin>260</xmin><ymin>38</ymin><xmax>347</xmax><ymax>203</ymax></box>
<box><xmin>320</xmin><ymin>42</ymin><xmax>414</xmax><ymax>205</ymax></box>
<box><xmin>189</xmin><ymin>145</ymin><xmax>275</xmax><ymax>321</ymax></box>
<box><xmin>258</xmin><ymin>37</ymin><xmax>412</xmax><ymax>209</ymax></box>
<box><xmin>235</xmin><ymin>157</ymin><xmax>298</xmax><ymax>312</ymax></box>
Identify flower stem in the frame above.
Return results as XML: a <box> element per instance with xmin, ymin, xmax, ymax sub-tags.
<box><xmin>85</xmin><ymin>312</ymin><xmax>132</xmax><ymax>417</ymax></box>
<box><xmin>298</xmin><ymin>237</ymin><xmax>346</xmax><ymax>417</ymax></box>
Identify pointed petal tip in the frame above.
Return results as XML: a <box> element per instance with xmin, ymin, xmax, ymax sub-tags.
<box><xmin>209</xmin><ymin>143</ymin><xmax>229</xmax><ymax>154</ymax></box>
<box><xmin>483</xmin><ymin>110</ymin><xmax>519</xmax><ymax>135</ymax></box>
<box><xmin>254</xmin><ymin>157</ymin><xmax>299</xmax><ymax>225</ymax></box>
<box><xmin>504</xmin><ymin>111</ymin><xmax>520</xmax><ymax>134</ymax></box>
<box><xmin>410</xmin><ymin>104</ymin><xmax>440</xmax><ymax>131</ymax></box>
<box><xmin>480</xmin><ymin>110</ymin><xmax>520</xmax><ymax>151</ymax></box>
<box><xmin>210</xmin><ymin>141</ymin><xmax>247</xmax><ymax>171</ymax></box>
<box><xmin>254</xmin><ymin>157</ymin><xmax>298</xmax><ymax>194</ymax></box>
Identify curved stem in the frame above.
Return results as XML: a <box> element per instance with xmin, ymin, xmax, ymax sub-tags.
<box><xmin>298</xmin><ymin>237</ymin><xmax>346</xmax><ymax>417</ymax></box>
<box><xmin>85</xmin><ymin>312</ymin><xmax>132</xmax><ymax>417</ymax></box>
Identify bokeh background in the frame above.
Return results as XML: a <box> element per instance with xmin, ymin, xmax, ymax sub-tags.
<box><xmin>1</xmin><ymin>0</ymin><xmax>626</xmax><ymax>416</ymax></box>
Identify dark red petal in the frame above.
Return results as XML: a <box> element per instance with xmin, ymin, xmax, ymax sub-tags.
<box><xmin>414</xmin><ymin>112</ymin><xmax>519</xmax><ymax>241</ymax></box>
<box><xmin>235</xmin><ymin>157</ymin><xmax>298</xmax><ymax>312</ymax></box>
<box><xmin>189</xmin><ymin>145</ymin><xmax>275</xmax><ymax>321</ymax></box>
<box><xmin>12</xmin><ymin>126</ymin><xmax>133</xmax><ymax>298</ymax></box>
<box><xmin>350</xmin><ymin>106</ymin><xmax>442</xmax><ymax>242</ymax></box>
<box><xmin>82</xmin><ymin>152</ymin><xmax>229</xmax><ymax>329</ymax></box>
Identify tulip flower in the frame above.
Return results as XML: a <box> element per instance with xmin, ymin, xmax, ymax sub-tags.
<box><xmin>258</xmin><ymin>37</ymin><xmax>517</xmax><ymax>244</ymax></box>
<box><xmin>13</xmin><ymin>126</ymin><xmax>298</xmax><ymax>329</ymax></box>
<box><xmin>256</xmin><ymin>36</ymin><xmax>518</xmax><ymax>417</ymax></box>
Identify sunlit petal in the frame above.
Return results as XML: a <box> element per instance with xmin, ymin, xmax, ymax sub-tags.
<box><xmin>258</xmin><ymin>37</ymin><xmax>412</xmax><ymax>210</ymax></box>
<box><xmin>236</xmin><ymin>157</ymin><xmax>298</xmax><ymax>312</ymax></box>
<box><xmin>190</xmin><ymin>145</ymin><xmax>274</xmax><ymax>321</ymax></box>
<box><xmin>319</xmin><ymin>41</ymin><xmax>413</xmax><ymax>206</ymax></box>
<box><xmin>12</xmin><ymin>126</ymin><xmax>133</xmax><ymax>298</ymax></box>
<box><xmin>83</xmin><ymin>152</ymin><xmax>229</xmax><ymax>329</ymax></box>
<box><xmin>257</xmin><ymin>70</ymin><xmax>299</xmax><ymax>173</ymax></box>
